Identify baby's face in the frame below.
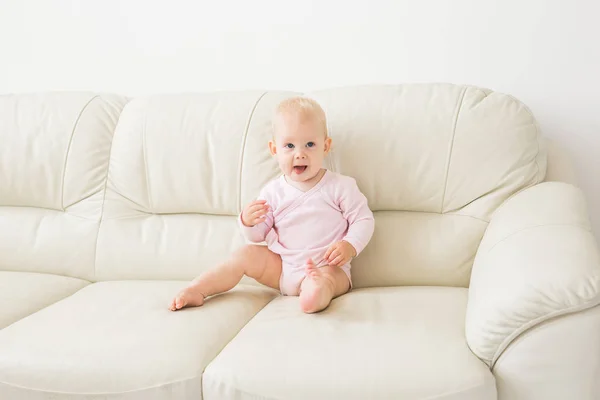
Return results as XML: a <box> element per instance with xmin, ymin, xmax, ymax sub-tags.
<box><xmin>269</xmin><ymin>112</ymin><xmax>331</xmax><ymax>183</ymax></box>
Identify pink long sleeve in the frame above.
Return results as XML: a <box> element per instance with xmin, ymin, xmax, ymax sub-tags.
<box><xmin>239</xmin><ymin>212</ymin><xmax>273</xmax><ymax>243</ymax></box>
<box><xmin>238</xmin><ymin>185</ymin><xmax>274</xmax><ymax>243</ymax></box>
<box><xmin>338</xmin><ymin>177</ymin><xmax>375</xmax><ymax>256</ymax></box>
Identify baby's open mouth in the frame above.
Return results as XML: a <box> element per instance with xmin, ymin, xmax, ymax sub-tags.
<box><xmin>293</xmin><ymin>165</ymin><xmax>307</xmax><ymax>174</ymax></box>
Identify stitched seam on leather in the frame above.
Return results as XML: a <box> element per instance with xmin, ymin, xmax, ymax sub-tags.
<box><xmin>204</xmin><ymin>381</ymin><xmax>281</xmax><ymax>400</ymax></box>
<box><xmin>63</xmin><ymin>189</ymin><xmax>99</xmax><ymax>210</ymax></box>
<box><xmin>238</xmin><ymin>91</ymin><xmax>268</xmax><ymax>213</ymax></box>
<box><xmin>0</xmin><ymin>270</ymin><xmax>92</xmax><ymax>282</ymax></box>
<box><xmin>445</xmin><ymin>212</ymin><xmax>489</xmax><ymax>223</ymax></box>
<box><xmin>486</xmin><ymin>222</ymin><xmax>592</xmax><ymax>255</ymax></box>
<box><xmin>443</xmin><ymin>185</ymin><xmax>497</xmax><ymax>217</ymax></box>
<box><xmin>491</xmin><ymin>304</ymin><xmax>600</xmax><ymax>372</ymax></box>
<box><xmin>142</xmin><ymin>111</ymin><xmax>153</xmax><ymax>211</ymax></box>
<box><xmin>0</xmin><ymin>205</ymin><xmax>94</xmax><ymax>220</ymax></box>
<box><xmin>490</xmin><ymin>291</ymin><xmax>600</xmax><ymax>368</ymax></box>
<box><xmin>0</xmin><ymin>375</ymin><xmax>201</xmax><ymax>396</ymax></box>
<box><xmin>97</xmin><ymin>190</ymin><xmax>153</xmax><ymax>217</ymax></box>
<box><xmin>421</xmin><ymin>376</ymin><xmax>495</xmax><ymax>399</ymax></box>
<box><xmin>491</xmin><ymin>311</ymin><xmax>569</xmax><ymax>371</ymax></box>
<box><xmin>101</xmin><ymin>211</ymin><xmax>237</xmax><ymax>221</ymax></box>
<box><xmin>440</xmin><ymin>87</ymin><xmax>467</xmax><ymax>213</ymax></box>
<box><xmin>60</xmin><ymin>95</ymin><xmax>99</xmax><ymax>211</ymax></box>
<box><xmin>93</xmin><ymin>99</ymin><xmax>129</xmax><ymax>279</ymax></box>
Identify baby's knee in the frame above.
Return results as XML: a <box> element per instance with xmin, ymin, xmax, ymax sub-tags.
<box><xmin>232</xmin><ymin>244</ymin><xmax>266</xmax><ymax>263</ymax></box>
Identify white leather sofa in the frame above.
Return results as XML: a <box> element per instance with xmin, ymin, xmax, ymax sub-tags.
<box><xmin>1</xmin><ymin>84</ymin><xmax>599</xmax><ymax>400</ymax></box>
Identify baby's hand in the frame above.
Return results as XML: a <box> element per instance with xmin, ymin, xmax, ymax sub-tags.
<box><xmin>324</xmin><ymin>240</ymin><xmax>357</xmax><ymax>267</ymax></box>
<box><xmin>241</xmin><ymin>200</ymin><xmax>270</xmax><ymax>227</ymax></box>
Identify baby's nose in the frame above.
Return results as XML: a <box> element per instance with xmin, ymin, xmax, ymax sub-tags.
<box><xmin>295</xmin><ymin>151</ymin><xmax>307</xmax><ymax>159</ymax></box>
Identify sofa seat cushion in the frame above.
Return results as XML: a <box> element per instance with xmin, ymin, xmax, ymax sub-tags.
<box><xmin>203</xmin><ymin>287</ymin><xmax>496</xmax><ymax>400</ymax></box>
<box><xmin>0</xmin><ymin>281</ymin><xmax>277</xmax><ymax>399</ymax></box>
<box><xmin>0</xmin><ymin>271</ymin><xmax>88</xmax><ymax>329</ymax></box>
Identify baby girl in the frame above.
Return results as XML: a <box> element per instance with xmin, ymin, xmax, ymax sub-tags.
<box><xmin>170</xmin><ymin>96</ymin><xmax>374</xmax><ymax>313</ymax></box>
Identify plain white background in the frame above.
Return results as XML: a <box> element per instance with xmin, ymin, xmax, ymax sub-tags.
<box><xmin>1</xmin><ymin>0</ymin><xmax>599</xmax><ymax>236</ymax></box>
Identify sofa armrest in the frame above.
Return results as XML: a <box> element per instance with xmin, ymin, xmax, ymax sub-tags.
<box><xmin>466</xmin><ymin>182</ymin><xmax>600</xmax><ymax>366</ymax></box>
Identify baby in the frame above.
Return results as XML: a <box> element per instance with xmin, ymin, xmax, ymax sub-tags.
<box><xmin>170</xmin><ymin>96</ymin><xmax>374</xmax><ymax>313</ymax></box>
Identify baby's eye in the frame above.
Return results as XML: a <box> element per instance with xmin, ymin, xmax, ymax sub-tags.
<box><xmin>306</xmin><ymin>142</ymin><xmax>315</xmax><ymax>148</ymax></box>
<box><xmin>285</xmin><ymin>143</ymin><xmax>294</xmax><ymax>149</ymax></box>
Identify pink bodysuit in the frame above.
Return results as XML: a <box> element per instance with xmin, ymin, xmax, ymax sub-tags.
<box><xmin>239</xmin><ymin>170</ymin><xmax>375</xmax><ymax>295</ymax></box>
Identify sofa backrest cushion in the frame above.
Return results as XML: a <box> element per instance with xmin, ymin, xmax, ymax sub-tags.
<box><xmin>308</xmin><ymin>84</ymin><xmax>546</xmax><ymax>287</ymax></box>
<box><xmin>1</xmin><ymin>84</ymin><xmax>546</xmax><ymax>287</ymax></box>
<box><xmin>0</xmin><ymin>93</ymin><xmax>127</xmax><ymax>280</ymax></box>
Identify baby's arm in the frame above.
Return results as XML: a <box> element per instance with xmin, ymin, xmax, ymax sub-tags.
<box><xmin>338</xmin><ymin>177</ymin><xmax>375</xmax><ymax>256</ymax></box>
<box><xmin>239</xmin><ymin>188</ymin><xmax>274</xmax><ymax>243</ymax></box>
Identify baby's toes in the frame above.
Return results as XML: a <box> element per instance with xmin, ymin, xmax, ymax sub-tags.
<box><xmin>169</xmin><ymin>296</ymin><xmax>178</xmax><ymax>311</ymax></box>
<box><xmin>175</xmin><ymin>293</ymin><xmax>187</xmax><ymax>310</ymax></box>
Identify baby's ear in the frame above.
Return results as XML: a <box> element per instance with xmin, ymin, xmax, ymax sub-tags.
<box><xmin>268</xmin><ymin>140</ymin><xmax>277</xmax><ymax>155</ymax></box>
<box><xmin>324</xmin><ymin>137</ymin><xmax>332</xmax><ymax>153</ymax></box>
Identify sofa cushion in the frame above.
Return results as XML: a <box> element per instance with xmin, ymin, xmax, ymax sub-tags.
<box><xmin>351</xmin><ymin>211</ymin><xmax>488</xmax><ymax>288</ymax></box>
<box><xmin>0</xmin><ymin>281</ymin><xmax>277</xmax><ymax>399</ymax></box>
<box><xmin>0</xmin><ymin>271</ymin><xmax>88</xmax><ymax>329</ymax></box>
<box><xmin>0</xmin><ymin>93</ymin><xmax>128</xmax><ymax>280</ymax></box>
<box><xmin>203</xmin><ymin>287</ymin><xmax>496</xmax><ymax>400</ymax></box>
<box><xmin>306</xmin><ymin>84</ymin><xmax>546</xmax><ymax>288</ymax></box>
<box><xmin>95</xmin><ymin>91</ymin><xmax>298</xmax><ymax>282</ymax></box>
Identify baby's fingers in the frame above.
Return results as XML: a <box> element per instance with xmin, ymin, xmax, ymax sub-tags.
<box><xmin>252</xmin><ymin>203</ymin><xmax>270</xmax><ymax>216</ymax></box>
<box><xmin>331</xmin><ymin>255</ymin><xmax>344</xmax><ymax>266</ymax></box>
<box><xmin>252</xmin><ymin>207</ymin><xmax>268</xmax><ymax>216</ymax></box>
<box><xmin>246</xmin><ymin>204</ymin><xmax>266</xmax><ymax>215</ymax></box>
<box><xmin>327</xmin><ymin>249</ymin><xmax>341</xmax><ymax>262</ymax></box>
<box><xmin>246</xmin><ymin>200</ymin><xmax>266</xmax><ymax>210</ymax></box>
<box><xmin>251</xmin><ymin>212</ymin><xmax>267</xmax><ymax>224</ymax></box>
<box><xmin>324</xmin><ymin>245</ymin><xmax>335</xmax><ymax>260</ymax></box>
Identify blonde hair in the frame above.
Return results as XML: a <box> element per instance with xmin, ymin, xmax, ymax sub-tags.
<box><xmin>272</xmin><ymin>96</ymin><xmax>328</xmax><ymax>138</ymax></box>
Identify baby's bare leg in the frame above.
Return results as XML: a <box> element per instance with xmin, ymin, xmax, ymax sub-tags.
<box><xmin>169</xmin><ymin>245</ymin><xmax>281</xmax><ymax>311</ymax></box>
<box><xmin>299</xmin><ymin>260</ymin><xmax>350</xmax><ymax>314</ymax></box>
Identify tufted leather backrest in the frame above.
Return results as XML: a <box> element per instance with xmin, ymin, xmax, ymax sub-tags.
<box><xmin>0</xmin><ymin>84</ymin><xmax>547</xmax><ymax>288</ymax></box>
<box><xmin>0</xmin><ymin>93</ymin><xmax>127</xmax><ymax>280</ymax></box>
<box><xmin>308</xmin><ymin>84</ymin><xmax>546</xmax><ymax>287</ymax></box>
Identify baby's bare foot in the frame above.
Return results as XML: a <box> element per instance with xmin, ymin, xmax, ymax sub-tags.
<box><xmin>169</xmin><ymin>287</ymin><xmax>205</xmax><ymax>311</ymax></box>
<box><xmin>300</xmin><ymin>259</ymin><xmax>334</xmax><ymax>313</ymax></box>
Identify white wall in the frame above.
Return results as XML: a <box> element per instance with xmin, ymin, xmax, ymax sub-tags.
<box><xmin>1</xmin><ymin>0</ymin><xmax>599</xmax><ymax>236</ymax></box>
